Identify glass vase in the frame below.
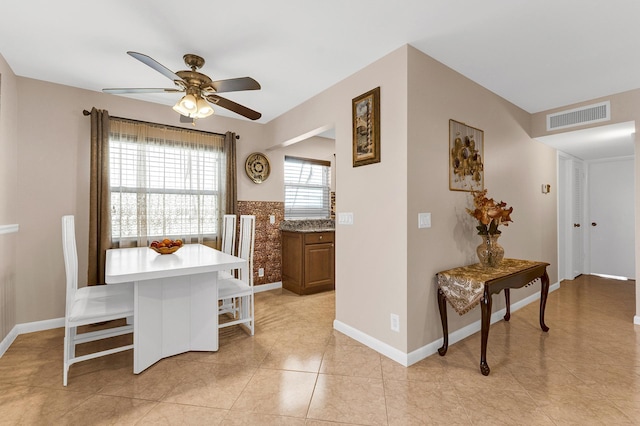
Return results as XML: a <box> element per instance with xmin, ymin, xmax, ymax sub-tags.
<box><xmin>476</xmin><ymin>234</ymin><xmax>504</xmax><ymax>268</ymax></box>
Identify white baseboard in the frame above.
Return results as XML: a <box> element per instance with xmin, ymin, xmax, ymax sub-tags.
<box><xmin>0</xmin><ymin>224</ymin><xmax>19</xmax><ymax>235</ymax></box>
<box><xmin>0</xmin><ymin>317</ymin><xmax>64</xmax><ymax>357</ymax></box>
<box><xmin>0</xmin><ymin>327</ymin><xmax>18</xmax><ymax>357</ymax></box>
<box><xmin>335</xmin><ymin>281</ymin><xmax>561</xmax><ymax>367</ymax></box>
<box><xmin>333</xmin><ymin>319</ymin><xmax>411</xmax><ymax>366</ymax></box>
<box><xmin>255</xmin><ymin>281</ymin><xmax>282</xmax><ymax>293</ymax></box>
<box><xmin>16</xmin><ymin>317</ymin><xmax>65</xmax><ymax>334</ymax></box>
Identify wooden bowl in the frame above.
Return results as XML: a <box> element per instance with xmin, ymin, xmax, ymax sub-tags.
<box><xmin>150</xmin><ymin>245</ymin><xmax>181</xmax><ymax>255</ymax></box>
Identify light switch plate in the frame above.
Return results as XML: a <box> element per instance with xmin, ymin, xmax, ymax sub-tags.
<box><xmin>269</xmin><ymin>215</ymin><xmax>275</xmax><ymax>224</ymax></box>
<box><xmin>418</xmin><ymin>212</ymin><xmax>431</xmax><ymax>228</ymax></box>
<box><xmin>390</xmin><ymin>313</ymin><xmax>400</xmax><ymax>332</ymax></box>
<box><xmin>338</xmin><ymin>212</ymin><xmax>354</xmax><ymax>225</ymax></box>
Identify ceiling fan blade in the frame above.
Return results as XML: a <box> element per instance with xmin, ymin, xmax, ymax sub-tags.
<box><xmin>205</xmin><ymin>94</ymin><xmax>262</xmax><ymax>120</ymax></box>
<box><xmin>127</xmin><ymin>51</ymin><xmax>182</xmax><ymax>82</ymax></box>
<box><xmin>203</xmin><ymin>77</ymin><xmax>261</xmax><ymax>94</ymax></box>
<box><xmin>103</xmin><ymin>87</ymin><xmax>183</xmax><ymax>94</ymax></box>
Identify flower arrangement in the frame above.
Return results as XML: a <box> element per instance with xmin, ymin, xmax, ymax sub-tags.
<box><xmin>467</xmin><ymin>189</ymin><xmax>513</xmax><ymax>235</ymax></box>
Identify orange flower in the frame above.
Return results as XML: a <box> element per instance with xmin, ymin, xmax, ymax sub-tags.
<box><xmin>467</xmin><ymin>190</ymin><xmax>513</xmax><ymax>235</ymax></box>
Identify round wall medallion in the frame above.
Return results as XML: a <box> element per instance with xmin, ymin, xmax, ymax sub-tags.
<box><xmin>245</xmin><ymin>152</ymin><xmax>271</xmax><ymax>184</ymax></box>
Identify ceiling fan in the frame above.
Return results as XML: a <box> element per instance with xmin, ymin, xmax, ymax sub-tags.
<box><xmin>103</xmin><ymin>51</ymin><xmax>262</xmax><ymax>121</ymax></box>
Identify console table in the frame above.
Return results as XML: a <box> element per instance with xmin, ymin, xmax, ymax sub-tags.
<box><xmin>436</xmin><ymin>259</ymin><xmax>550</xmax><ymax>375</ymax></box>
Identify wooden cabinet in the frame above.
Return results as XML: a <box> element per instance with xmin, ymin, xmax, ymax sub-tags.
<box><xmin>281</xmin><ymin>231</ymin><xmax>335</xmax><ymax>295</ymax></box>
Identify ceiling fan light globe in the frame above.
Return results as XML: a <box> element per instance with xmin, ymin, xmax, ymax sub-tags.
<box><xmin>195</xmin><ymin>98</ymin><xmax>214</xmax><ymax>118</ymax></box>
<box><xmin>179</xmin><ymin>94</ymin><xmax>198</xmax><ymax>112</ymax></box>
<box><xmin>172</xmin><ymin>101</ymin><xmax>191</xmax><ymax>117</ymax></box>
<box><xmin>195</xmin><ymin>109</ymin><xmax>214</xmax><ymax>119</ymax></box>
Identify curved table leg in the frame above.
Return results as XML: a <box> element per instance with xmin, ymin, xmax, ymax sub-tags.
<box><xmin>437</xmin><ymin>287</ymin><xmax>449</xmax><ymax>356</ymax></box>
<box><xmin>480</xmin><ymin>290</ymin><xmax>492</xmax><ymax>376</ymax></box>
<box><xmin>539</xmin><ymin>270</ymin><xmax>550</xmax><ymax>332</ymax></box>
<box><xmin>503</xmin><ymin>288</ymin><xmax>511</xmax><ymax>321</ymax></box>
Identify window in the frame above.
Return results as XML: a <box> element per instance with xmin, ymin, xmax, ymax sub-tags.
<box><xmin>284</xmin><ymin>155</ymin><xmax>331</xmax><ymax>219</ymax></box>
<box><xmin>109</xmin><ymin>119</ymin><xmax>226</xmax><ymax>245</ymax></box>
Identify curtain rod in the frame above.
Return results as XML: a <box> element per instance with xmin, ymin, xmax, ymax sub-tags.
<box><xmin>82</xmin><ymin>109</ymin><xmax>240</xmax><ymax>139</ymax></box>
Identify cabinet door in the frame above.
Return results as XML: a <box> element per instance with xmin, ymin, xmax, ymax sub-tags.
<box><xmin>282</xmin><ymin>232</ymin><xmax>304</xmax><ymax>293</ymax></box>
<box><xmin>304</xmin><ymin>242</ymin><xmax>334</xmax><ymax>289</ymax></box>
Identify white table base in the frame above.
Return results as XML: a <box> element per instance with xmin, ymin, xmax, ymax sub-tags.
<box><xmin>133</xmin><ymin>272</ymin><xmax>218</xmax><ymax>374</ymax></box>
<box><xmin>106</xmin><ymin>244</ymin><xmax>247</xmax><ymax>374</ymax></box>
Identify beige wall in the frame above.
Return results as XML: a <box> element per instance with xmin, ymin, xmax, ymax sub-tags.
<box><xmin>265</xmin><ymin>47</ymin><xmax>411</xmax><ymax>350</ymax></box>
<box><xmin>0</xmin><ymin>54</ymin><xmax>18</xmax><ymax>341</ymax></box>
<box><xmin>406</xmin><ymin>46</ymin><xmax>558</xmax><ymax>352</ymax></box>
<box><xmin>264</xmin><ymin>44</ymin><xmax>559</xmax><ymax>355</ymax></box>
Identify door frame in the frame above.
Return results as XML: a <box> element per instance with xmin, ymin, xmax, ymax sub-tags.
<box><xmin>557</xmin><ymin>152</ymin><xmax>586</xmax><ymax>281</ymax></box>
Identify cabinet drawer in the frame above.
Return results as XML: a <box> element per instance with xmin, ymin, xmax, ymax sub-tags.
<box><xmin>304</xmin><ymin>232</ymin><xmax>334</xmax><ymax>244</ymax></box>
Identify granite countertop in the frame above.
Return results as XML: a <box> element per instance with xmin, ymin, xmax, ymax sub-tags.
<box><xmin>279</xmin><ymin>219</ymin><xmax>335</xmax><ymax>233</ymax></box>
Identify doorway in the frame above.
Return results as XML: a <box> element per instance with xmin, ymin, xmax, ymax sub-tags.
<box><xmin>540</xmin><ymin>122</ymin><xmax>635</xmax><ymax>281</ymax></box>
<box><xmin>587</xmin><ymin>157</ymin><xmax>635</xmax><ymax>279</ymax></box>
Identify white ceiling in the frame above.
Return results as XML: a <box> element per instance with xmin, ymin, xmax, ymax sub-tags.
<box><xmin>1</xmin><ymin>1</ymin><xmax>638</xmax><ymax>158</ymax></box>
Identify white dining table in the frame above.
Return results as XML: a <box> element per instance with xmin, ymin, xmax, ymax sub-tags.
<box><xmin>105</xmin><ymin>243</ymin><xmax>247</xmax><ymax>374</ymax></box>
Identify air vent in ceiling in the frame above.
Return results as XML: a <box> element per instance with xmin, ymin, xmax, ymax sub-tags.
<box><xmin>546</xmin><ymin>101</ymin><xmax>610</xmax><ymax>131</ymax></box>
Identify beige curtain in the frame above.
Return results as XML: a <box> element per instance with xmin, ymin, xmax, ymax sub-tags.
<box><xmin>224</xmin><ymin>131</ymin><xmax>237</xmax><ymax>215</ymax></box>
<box><xmin>218</xmin><ymin>131</ymin><xmax>237</xmax><ymax>251</ymax></box>
<box><xmin>88</xmin><ymin>108</ymin><xmax>112</xmax><ymax>286</ymax></box>
<box><xmin>89</xmin><ymin>114</ymin><xmax>234</xmax><ymax>274</ymax></box>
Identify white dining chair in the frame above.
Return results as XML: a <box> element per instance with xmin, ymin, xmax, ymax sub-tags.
<box><xmin>217</xmin><ymin>214</ymin><xmax>255</xmax><ymax>335</ymax></box>
<box><xmin>62</xmin><ymin>215</ymin><xmax>134</xmax><ymax>386</ymax></box>
<box><xmin>218</xmin><ymin>214</ymin><xmax>237</xmax><ymax>315</ymax></box>
<box><xmin>219</xmin><ymin>214</ymin><xmax>237</xmax><ymax>279</ymax></box>
<box><xmin>221</xmin><ymin>214</ymin><xmax>237</xmax><ymax>256</ymax></box>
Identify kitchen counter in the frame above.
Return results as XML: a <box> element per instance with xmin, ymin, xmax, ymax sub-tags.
<box><xmin>279</xmin><ymin>219</ymin><xmax>335</xmax><ymax>233</ymax></box>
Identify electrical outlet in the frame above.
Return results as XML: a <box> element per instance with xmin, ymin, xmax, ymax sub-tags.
<box><xmin>258</xmin><ymin>268</ymin><xmax>264</xmax><ymax>277</ymax></box>
<box><xmin>269</xmin><ymin>215</ymin><xmax>275</xmax><ymax>224</ymax></box>
<box><xmin>390</xmin><ymin>313</ymin><xmax>400</xmax><ymax>332</ymax></box>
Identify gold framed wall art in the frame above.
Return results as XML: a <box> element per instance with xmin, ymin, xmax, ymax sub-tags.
<box><xmin>449</xmin><ymin>119</ymin><xmax>484</xmax><ymax>192</ymax></box>
<box><xmin>352</xmin><ymin>87</ymin><xmax>380</xmax><ymax>167</ymax></box>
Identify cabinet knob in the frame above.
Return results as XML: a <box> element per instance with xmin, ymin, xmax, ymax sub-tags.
<box><xmin>319</xmin><ymin>235</ymin><xmax>323</xmax><ymax>239</ymax></box>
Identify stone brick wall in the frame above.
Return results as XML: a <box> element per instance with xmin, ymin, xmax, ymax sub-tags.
<box><xmin>237</xmin><ymin>201</ymin><xmax>284</xmax><ymax>287</ymax></box>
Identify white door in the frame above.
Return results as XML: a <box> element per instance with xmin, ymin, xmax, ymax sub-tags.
<box><xmin>588</xmin><ymin>158</ymin><xmax>635</xmax><ymax>278</ymax></box>
<box><xmin>571</xmin><ymin>160</ymin><xmax>586</xmax><ymax>278</ymax></box>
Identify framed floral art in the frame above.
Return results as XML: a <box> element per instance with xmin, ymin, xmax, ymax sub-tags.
<box><xmin>449</xmin><ymin>119</ymin><xmax>484</xmax><ymax>192</ymax></box>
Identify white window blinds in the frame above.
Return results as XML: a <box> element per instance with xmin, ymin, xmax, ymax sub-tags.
<box><xmin>284</xmin><ymin>155</ymin><xmax>331</xmax><ymax>219</ymax></box>
<box><xmin>109</xmin><ymin>118</ymin><xmax>225</xmax><ymax>246</ymax></box>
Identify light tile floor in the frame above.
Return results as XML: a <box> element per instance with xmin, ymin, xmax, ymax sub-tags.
<box><xmin>1</xmin><ymin>274</ymin><xmax>639</xmax><ymax>425</ymax></box>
